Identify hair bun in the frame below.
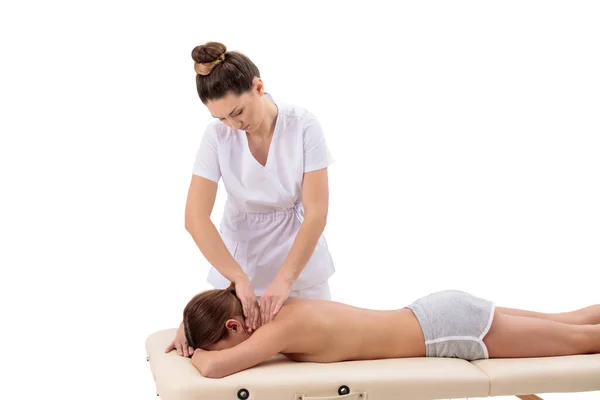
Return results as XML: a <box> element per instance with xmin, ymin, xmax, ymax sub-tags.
<box><xmin>192</xmin><ymin>42</ymin><xmax>227</xmax><ymax>75</ymax></box>
<box><xmin>191</xmin><ymin>42</ymin><xmax>226</xmax><ymax>63</ymax></box>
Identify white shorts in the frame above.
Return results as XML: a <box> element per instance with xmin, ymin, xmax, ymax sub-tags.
<box><xmin>406</xmin><ymin>290</ymin><xmax>495</xmax><ymax>360</ymax></box>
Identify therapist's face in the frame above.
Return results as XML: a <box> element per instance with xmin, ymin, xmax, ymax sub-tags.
<box><xmin>205</xmin><ymin>318</ymin><xmax>250</xmax><ymax>351</ymax></box>
<box><xmin>206</xmin><ymin>78</ymin><xmax>268</xmax><ymax>133</ymax></box>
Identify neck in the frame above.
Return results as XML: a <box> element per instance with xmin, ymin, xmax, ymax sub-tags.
<box><xmin>248</xmin><ymin>100</ymin><xmax>278</xmax><ymax>139</ymax></box>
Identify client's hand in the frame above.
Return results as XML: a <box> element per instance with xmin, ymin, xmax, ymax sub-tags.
<box><xmin>165</xmin><ymin>321</ymin><xmax>194</xmax><ymax>358</ymax></box>
<box><xmin>260</xmin><ymin>277</ymin><xmax>292</xmax><ymax>325</ymax></box>
<box><xmin>233</xmin><ymin>276</ymin><xmax>261</xmax><ymax>334</ymax></box>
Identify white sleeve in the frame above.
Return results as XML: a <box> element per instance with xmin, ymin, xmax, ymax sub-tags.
<box><xmin>303</xmin><ymin>113</ymin><xmax>334</xmax><ymax>173</ymax></box>
<box><xmin>192</xmin><ymin>124</ymin><xmax>221</xmax><ymax>183</ymax></box>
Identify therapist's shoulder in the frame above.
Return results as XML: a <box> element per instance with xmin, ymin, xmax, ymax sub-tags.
<box><xmin>276</xmin><ymin>99</ymin><xmax>321</xmax><ymax>129</ymax></box>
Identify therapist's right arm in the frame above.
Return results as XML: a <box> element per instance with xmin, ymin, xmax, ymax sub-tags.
<box><xmin>184</xmin><ymin>175</ymin><xmax>261</xmax><ymax>332</ymax></box>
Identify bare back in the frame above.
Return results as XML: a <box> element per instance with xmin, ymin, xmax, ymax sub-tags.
<box><xmin>270</xmin><ymin>298</ymin><xmax>426</xmax><ymax>363</ymax></box>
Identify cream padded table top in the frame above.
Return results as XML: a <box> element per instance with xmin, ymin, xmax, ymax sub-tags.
<box><xmin>146</xmin><ymin>328</ymin><xmax>600</xmax><ymax>400</ymax></box>
<box><xmin>473</xmin><ymin>354</ymin><xmax>600</xmax><ymax>397</ymax></box>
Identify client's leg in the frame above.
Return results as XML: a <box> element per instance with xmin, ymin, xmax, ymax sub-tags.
<box><xmin>496</xmin><ymin>304</ymin><xmax>600</xmax><ymax>325</ymax></box>
<box><xmin>483</xmin><ymin>311</ymin><xmax>600</xmax><ymax>358</ymax></box>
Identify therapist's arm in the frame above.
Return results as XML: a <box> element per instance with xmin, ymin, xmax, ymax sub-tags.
<box><xmin>185</xmin><ymin>175</ymin><xmax>261</xmax><ymax>331</ymax></box>
<box><xmin>277</xmin><ymin>167</ymin><xmax>329</xmax><ymax>284</ymax></box>
<box><xmin>185</xmin><ymin>175</ymin><xmax>247</xmax><ymax>282</ymax></box>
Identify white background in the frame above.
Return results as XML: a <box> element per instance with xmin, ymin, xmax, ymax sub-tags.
<box><xmin>1</xmin><ymin>1</ymin><xmax>598</xmax><ymax>399</ymax></box>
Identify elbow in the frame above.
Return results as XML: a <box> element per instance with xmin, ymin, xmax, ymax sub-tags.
<box><xmin>193</xmin><ymin>359</ymin><xmax>219</xmax><ymax>379</ymax></box>
<box><xmin>306</xmin><ymin>211</ymin><xmax>328</xmax><ymax>229</ymax></box>
<box><xmin>185</xmin><ymin>214</ymin><xmax>208</xmax><ymax>233</ymax></box>
<box><xmin>184</xmin><ymin>218</ymin><xmax>195</xmax><ymax>233</ymax></box>
<box><xmin>200</xmin><ymin>362</ymin><xmax>226</xmax><ymax>379</ymax></box>
<box><xmin>184</xmin><ymin>213</ymin><xmax>197</xmax><ymax>232</ymax></box>
<box><xmin>199</xmin><ymin>364</ymin><xmax>215</xmax><ymax>378</ymax></box>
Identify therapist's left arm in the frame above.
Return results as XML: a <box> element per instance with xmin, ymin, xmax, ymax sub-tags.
<box><xmin>260</xmin><ymin>167</ymin><xmax>329</xmax><ymax>324</ymax></box>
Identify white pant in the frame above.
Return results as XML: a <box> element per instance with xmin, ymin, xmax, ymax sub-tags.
<box><xmin>289</xmin><ymin>281</ymin><xmax>331</xmax><ymax>300</ymax></box>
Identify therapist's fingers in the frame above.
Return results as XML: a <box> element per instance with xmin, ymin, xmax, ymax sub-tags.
<box><xmin>256</xmin><ymin>300</ymin><xmax>263</xmax><ymax>329</ymax></box>
<box><xmin>252</xmin><ymin>306</ymin><xmax>260</xmax><ymax>331</ymax></box>
<box><xmin>273</xmin><ymin>298</ymin><xmax>285</xmax><ymax>317</ymax></box>
<box><xmin>182</xmin><ymin>343</ymin><xmax>190</xmax><ymax>358</ymax></box>
<box><xmin>248</xmin><ymin>298</ymin><xmax>257</xmax><ymax>330</ymax></box>
<box><xmin>188</xmin><ymin>346</ymin><xmax>194</xmax><ymax>355</ymax></box>
<box><xmin>175</xmin><ymin>341</ymin><xmax>183</xmax><ymax>356</ymax></box>
<box><xmin>247</xmin><ymin>300</ymin><xmax>257</xmax><ymax>331</ymax></box>
<box><xmin>267</xmin><ymin>299</ymin><xmax>275</xmax><ymax>324</ymax></box>
<box><xmin>241</xmin><ymin>298</ymin><xmax>252</xmax><ymax>330</ymax></box>
<box><xmin>261</xmin><ymin>298</ymin><xmax>271</xmax><ymax>325</ymax></box>
<box><xmin>244</xmin><ymin>299</ymin><xmax>253</xmax><ymax>332</ymax></box>
<box><xmin>263</xmin><ymin>300</ymin><xmax>271</xmax><ymax>324</ymax></box>
<box><xmin>256</xmin><ymin>302</ymin><xmax>263</xmax><ymax>329</ymax></box>
<box><xmin>248</xmin><ymin>297</ymin><xmax>259</xmax><ymax>332</ymax></box>
<box><xmin>267</xmin><ymin>299</ymin><xmax>278</xmax><ymax>322</ymax></box>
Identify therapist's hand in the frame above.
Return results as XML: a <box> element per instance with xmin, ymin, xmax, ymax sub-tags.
<box><xmin>233</xmin><ymin>276</ymin><xmax>261</xmax><ymax>333</ymax></box>
<box><xmin>260</xmin><ymin>277</ymin><xmax>292</xmax><ymax>325</ymax></box>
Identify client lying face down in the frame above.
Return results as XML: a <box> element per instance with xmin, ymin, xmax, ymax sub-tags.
<box><xmin>180</xmin><ymin>284</ymin><xmax>600</xmax><ymax>378</ymax></box>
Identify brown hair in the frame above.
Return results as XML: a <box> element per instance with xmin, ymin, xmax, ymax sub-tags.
<box><xmin>183</xmin><ymin>283</ymin><xmax>244</xmax><ymax>349</ymax></box>
<box><xmin>191</xmin><ymin>41</ymin><xmax>261</xmax><ymax>104</ymax></box>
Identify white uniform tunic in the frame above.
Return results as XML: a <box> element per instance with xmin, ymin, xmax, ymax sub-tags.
<box><xmin>192</xmin><ymin>94</ymin><xmax>335</xmax><ymax>295</ymax></box>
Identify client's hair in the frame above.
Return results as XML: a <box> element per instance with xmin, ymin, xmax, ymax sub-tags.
<box><xmin>183</xmin><ymin>283</ymin><xmax>244</xmax><ymax>349</ymax></box>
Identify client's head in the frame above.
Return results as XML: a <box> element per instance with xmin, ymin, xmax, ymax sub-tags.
<box><xmin>183</xmin><ymin>283</ymin><xmax>250</xmax><ymax>351</ymax></box>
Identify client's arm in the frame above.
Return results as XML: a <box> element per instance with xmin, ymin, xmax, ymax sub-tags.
<box><xmin>191</xmin><ymin>319</ymin><xmax>292</xmax><ymax>378</ymax></box>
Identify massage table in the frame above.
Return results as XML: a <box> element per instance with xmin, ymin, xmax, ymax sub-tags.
<box><xmin>146</xmin><ymin>328</ymin><xmax>600</xmax><ymax>400</ymax></box>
